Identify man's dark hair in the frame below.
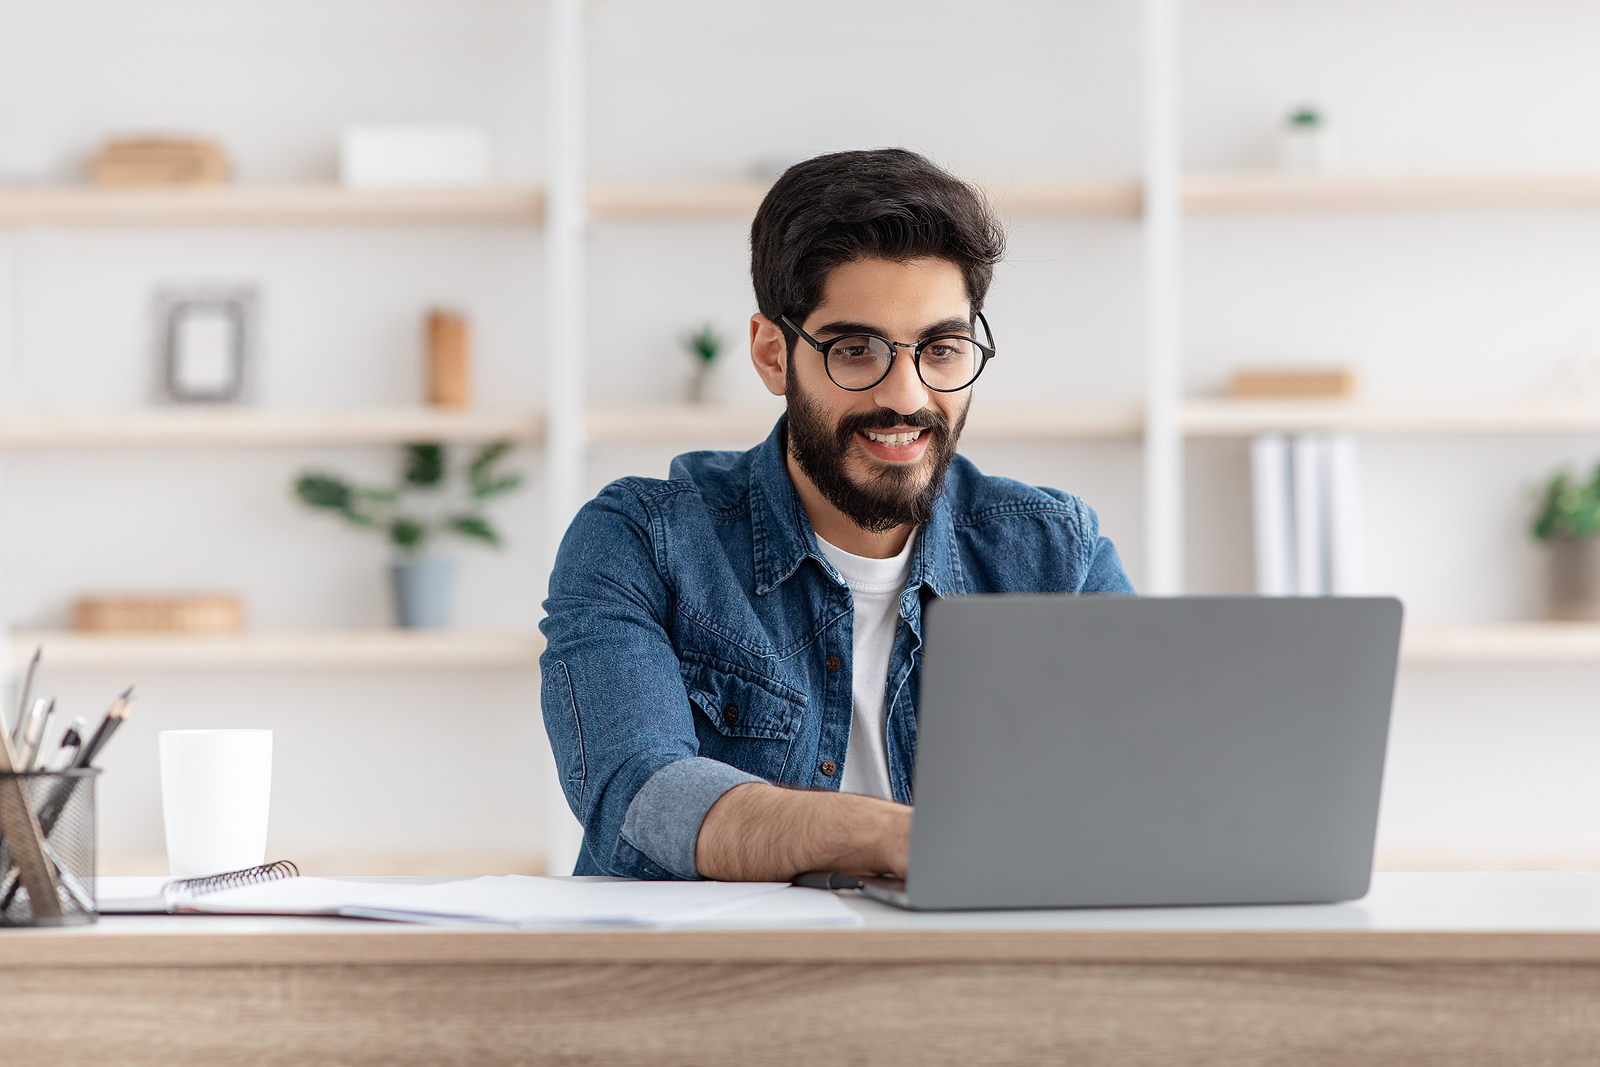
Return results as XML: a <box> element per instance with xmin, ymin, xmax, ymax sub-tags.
<box><xmin>750</xmin><ymin>148</ymin><xmax>1006</xmax><ymax>343</ymax></box>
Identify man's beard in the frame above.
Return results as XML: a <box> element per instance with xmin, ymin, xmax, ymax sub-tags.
<box><xmin>785</xmin><ymin>363</ymin><xmax>968</xmax><ymax>534</ymax></box>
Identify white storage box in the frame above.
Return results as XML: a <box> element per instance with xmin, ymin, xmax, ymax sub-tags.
<box><xmin>339</xmin><ymin>125</ymin><xmax>492</xmax><ymax>188</ymax></box>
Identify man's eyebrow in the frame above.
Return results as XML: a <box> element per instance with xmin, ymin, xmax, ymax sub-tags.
<box><xmin>813</xmin><ymin>317</ymin><xmax>974</xmax><ymax>339</ymax></box>
<box><xmin>812</xmin><ymin>320</ymin><xmax>887</xmax><ymax>338</ymax></box>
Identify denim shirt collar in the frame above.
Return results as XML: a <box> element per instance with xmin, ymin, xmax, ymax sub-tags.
<box><xmin>748</xmin><ymin>415</ymin><xmax>962</xmax><ymax>616</ymax></box>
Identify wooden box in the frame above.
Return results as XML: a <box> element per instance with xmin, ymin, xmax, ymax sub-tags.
<box><xmin>72</xmin><ymin>594</ymin><xmax>245</xmax><ymax>634</ymax></box>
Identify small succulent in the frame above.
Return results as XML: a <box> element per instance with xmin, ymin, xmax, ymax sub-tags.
<box><xmin>1533</xmin><ymin>463</ymin><xmax>1600</xmax><ymax>541</ymax></box>
<box><xmin>295</xmin><ymin>441</ymin><xmax>523</xmax><ymax>556</ymax></box>
<box><xmin>681</xmin><ymin>324</ymin><xmax>723</xmax><ymax>365</ymax></box>
<box><xmin>1288</xmin><ymin>106</ymin><xmax>1323</xmax><ymax>129</ymax></box>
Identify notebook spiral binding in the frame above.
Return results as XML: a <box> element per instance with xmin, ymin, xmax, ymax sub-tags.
<box><xmin>167</xmin><ymin>860</ymin><xmax>299</xmax><ymax>898</ymax></box>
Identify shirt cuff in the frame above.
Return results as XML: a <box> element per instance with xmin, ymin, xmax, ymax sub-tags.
<box><xmin>620</xmin><ymin>757</ymin><xmax>765</xmax><ymax>880</ymax></box>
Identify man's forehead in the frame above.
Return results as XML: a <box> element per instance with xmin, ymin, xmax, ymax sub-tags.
<box><xmin>813</xmin><ymin>255</ymin><xmax>971</xmax><ymax>322</ymax></box>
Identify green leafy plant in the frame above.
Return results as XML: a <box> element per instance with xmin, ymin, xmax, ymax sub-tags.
<box><xmin>1288</xmin><ymin>106</ymin><xmax>1323</xmax><ymax>129</ymax></box>
<box><xmin>681</xmin><ymin>323</ymin><xmax>723</xmax><ymax>365</ymax></box>
<box><xmin>294</xmin><ymin>441</ymin><xmax>524</xmax><ymax>556</ymax></box>
<box><xmin>1533</xmin><ymin>463</ymin><xmax>1600</xmax><ymax>541</ymax></box>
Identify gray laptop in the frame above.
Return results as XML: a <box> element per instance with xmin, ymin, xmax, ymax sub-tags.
<box><xmin>861</xmin><ymin>594</ymin><xmax>1403</xmax><ymax>911</ymax></box>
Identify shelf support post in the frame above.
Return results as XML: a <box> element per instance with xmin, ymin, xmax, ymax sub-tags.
<box><xmin>543</xmin><ymin>0</ymin><xmax>587</xmax><ymax>876</ymax></box>
<box><xmin>1142</xmin><ymin>0</ymin><xmax>1185</xmax><ymax>594</ymax></box>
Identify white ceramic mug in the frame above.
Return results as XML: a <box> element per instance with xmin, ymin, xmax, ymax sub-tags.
<box><xmin>159</xmin><ymin>729</ymin><xmax>273</xmax><ymax>877</ymax></box>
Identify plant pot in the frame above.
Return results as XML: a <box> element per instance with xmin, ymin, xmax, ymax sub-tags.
<box><xmin>1547</xmin><ymin>536</ymin><xmax>1600</xmax><ymax>620</ymax></box>
<box><xmin>391</xmin><ymin>555</ymin><xmax>457</xmax><ymax>628</ymax></box>
<box><xmin>686</xmin><ymin>360</ymin><xmax>725</xmax><ymax>404</ymax></box>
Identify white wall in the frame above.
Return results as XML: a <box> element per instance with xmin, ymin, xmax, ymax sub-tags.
<box><xmin>4</xmin><ymin>0</ymin><xmax>1600</xmax><ymax>871</ymax></box>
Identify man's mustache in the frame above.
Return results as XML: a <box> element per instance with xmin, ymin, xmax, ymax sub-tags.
<box><xmin>837</xmin><ymin>408</ymin><xmax>949</xmax><ymax>439</ymax></box>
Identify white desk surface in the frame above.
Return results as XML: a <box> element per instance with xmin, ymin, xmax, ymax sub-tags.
<box><xmin>5</xmin><ymin>872</ymin><xmax>1600</xmax><ymax>939</ymax></box>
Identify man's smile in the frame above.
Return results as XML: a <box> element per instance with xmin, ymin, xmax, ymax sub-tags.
<box><xmin>857</xmin><ymin>426</ymin><xmax>931</xmax><ymax>463</ymax></box>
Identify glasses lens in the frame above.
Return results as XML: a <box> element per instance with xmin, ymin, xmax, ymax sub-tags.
<box><xmin>917</xmin><ymin>335</ymin><xmax>984</xmax><ymax>390</ymax></box>
<box><xmin>825</xmin><ymin>336</ymin><xmax>894</xmax><ymax>389</ymax></box>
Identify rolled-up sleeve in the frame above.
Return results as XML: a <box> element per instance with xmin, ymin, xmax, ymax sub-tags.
<box><xmin>539</xmin><ymin>482</ymin><xmax>762</xmax><ymax>879</ymax></box>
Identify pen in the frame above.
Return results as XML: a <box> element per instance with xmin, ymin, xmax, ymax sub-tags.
<box><xmin>45</xmin><ymin>716</ymin><xmax>89</xmax><ymax>772</ymax></box>
<box><xmin>74</xmin><ymin>687</ymin><xmax>134</xmax><ymax>768</ymax></box>
<box><xmin>8</xmin><ymin>646</ymin><xmax>40</xmax><ymax>749</ymax></box>
<box><xmin>17</xmin><ymin>697</ymin><xmax>55</xmax><ymax>772</ymax></box>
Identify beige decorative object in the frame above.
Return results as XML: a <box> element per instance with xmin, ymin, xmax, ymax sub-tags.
<box><xmin>1229</xmin><ymin>368</ymin><xmax>1356</xmax><ymax>400</ymax></box>
<box><xmin>426</xmin><ymin>309</ymin><xmax>472</xmax><ymax>409</ymax></box>
<box><xmin>72</xmin><ymin>594</ymin><xmax>245</xmax><ymax>634</ymax></box>
<box><xmin>89</xmin><ymin>138</ymin><xmax>231</xmax><ymax>187</ymax></box>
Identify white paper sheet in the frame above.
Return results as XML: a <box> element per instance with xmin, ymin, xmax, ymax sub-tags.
<box><xmin>339</xmin><ymin>875</ymin><xmax>792</xmax><ymax>926</ymax></box>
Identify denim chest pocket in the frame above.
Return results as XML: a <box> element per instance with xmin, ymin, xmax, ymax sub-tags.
<box><xmin>681</xmin><ymin>656</ymin><xmax>805</xmax><ymax>782</ymax></box>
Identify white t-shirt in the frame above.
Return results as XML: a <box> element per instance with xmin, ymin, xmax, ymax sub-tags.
<box><xmin>816</xmin><ymin>532</ymin><xmax>917</xmax><ymax>802</ymax></box>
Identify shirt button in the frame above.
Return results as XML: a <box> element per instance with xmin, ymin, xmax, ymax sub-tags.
<box><xmin>825</xmin><ymin>656</ymin><xmax>842</xmax><ymax>672</ymax></box>
<box><xmin>722</xmin><ymin>705</ymin><xmax>740</xmax><ymax>726</ymax></box>
<box><xmin>820</xmin><ymin>760</ymin><xmax>837</xmax><ymax>777</ymax></box>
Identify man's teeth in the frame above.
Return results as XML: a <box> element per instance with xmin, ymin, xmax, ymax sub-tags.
<box><xmin>864</xmin><ymin>429</ymin><xmax>924</xmax><ymax>447</ymax></box>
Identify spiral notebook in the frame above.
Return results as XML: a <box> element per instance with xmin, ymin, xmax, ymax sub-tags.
<box><xmin>93</xmin><ymin>864</ymin><xmax>862</xmax><ymax>926</ymax></box>
<box><xmin>95</xmin><ymin>860</ymin><xmax>303</xmax><ymax>914</ymax></box>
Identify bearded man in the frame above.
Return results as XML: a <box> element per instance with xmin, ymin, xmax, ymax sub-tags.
<box><xmin>540</xmin><ymin>148</ymin><xmax>1133</xmax><ymax>881</ymax></box>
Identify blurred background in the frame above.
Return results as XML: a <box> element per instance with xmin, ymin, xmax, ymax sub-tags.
<box><xmin>3</xmin><ymin>0</ymin><xmax>1600</xmax><ymax>875</ymax></box>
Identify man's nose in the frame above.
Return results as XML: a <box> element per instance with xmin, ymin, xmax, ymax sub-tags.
<box><xmin>869</xmin><ymin>345</ymin><xmax>930</xmax><ymax>416</ymax></box>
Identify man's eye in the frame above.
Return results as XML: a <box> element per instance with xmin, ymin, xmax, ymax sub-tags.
<box><xmin>923</xmin><ymin>340</ymin><xmax>972</xmax><ymax>363</ymax></box>
<box><xmin>831</xmin><ymin>340</ymin><xmax>879</xmax><ymax>362</ymax></box>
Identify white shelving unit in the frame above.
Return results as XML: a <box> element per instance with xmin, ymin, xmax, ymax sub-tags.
<box><xmin>11</xmin><ymin>4</ymin><xmax>1598</xmax><ymax>871</ymax></box>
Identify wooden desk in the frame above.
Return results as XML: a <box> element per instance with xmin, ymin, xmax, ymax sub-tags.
<box><xmin>4</xmin><ymin>872</ymin><xmax>1600</xmax><ymax>1066</ymax></box>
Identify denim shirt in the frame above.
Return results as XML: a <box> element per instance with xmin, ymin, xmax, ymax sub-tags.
<box><xmin>540</xmin><ymin>416</ymin><xmax>1134</xmax><ymax>879</ymax></box>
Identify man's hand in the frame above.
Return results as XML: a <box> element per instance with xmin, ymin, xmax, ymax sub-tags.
<box><xmin>694</xmin><ymin>783</ymin><xmax>911</xmax><ymax>881</ymax></box>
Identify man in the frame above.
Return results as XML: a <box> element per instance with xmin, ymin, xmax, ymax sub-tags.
<box><xmin>541</xmin><ymin>148</ymin><xmax>1133</xmax><ymax>880</ymax></box>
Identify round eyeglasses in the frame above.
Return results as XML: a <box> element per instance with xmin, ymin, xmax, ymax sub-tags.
<box><xmin>779</xmin><ymin>312</ymin><xmax>995</xmax><ymax>393</ymax></box>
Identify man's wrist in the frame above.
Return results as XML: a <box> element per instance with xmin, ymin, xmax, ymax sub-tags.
<box><xmin>695</xmin><ymin>782</ymin><xmax>910</xmax><ymax>881</ymax></box>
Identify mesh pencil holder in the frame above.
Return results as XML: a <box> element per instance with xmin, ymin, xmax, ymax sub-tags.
<box><xmin>0</xmin><ymin>768</ymin><xmax>99</xmax><ymax>926</ymax></box>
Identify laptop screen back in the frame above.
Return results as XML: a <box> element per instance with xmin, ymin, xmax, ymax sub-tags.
<box><xmin>906</xmin><ymin>595</ymin><xmax>1402</xmax><ymax>910</ymax></box>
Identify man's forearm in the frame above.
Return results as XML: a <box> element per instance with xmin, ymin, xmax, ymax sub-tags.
<box><xmin>694</xmin><ymin>782</ymin><xmax>911</xmax><ymax>881</ymax></box>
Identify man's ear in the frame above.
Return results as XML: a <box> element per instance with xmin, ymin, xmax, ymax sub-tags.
<box><xmin>750</xmin><ymin>314</ymin><xmax>788</xmax><ymax>397</ymax></box>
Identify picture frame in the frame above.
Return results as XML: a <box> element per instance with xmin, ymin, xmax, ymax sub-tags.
<box><xmin>157</xmin><ymin>287</ymin><xmax>256</xmax><ymax>403</ymax></box>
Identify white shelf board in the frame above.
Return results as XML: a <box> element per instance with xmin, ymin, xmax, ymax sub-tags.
<box><xmin>0</xmin><ymin>184</ymin><xmax>544</xmax><ymax>226</ymax></box>
<box><xmin>0</xmin><ymin>408</ymin><xmax>543</xmax><ymax>449</ymax></box>
<box><xmin>1183</xmin><ymin>398</ymin><xmax>1600</xmax><ymax>437</ymax></box>
<box><xmin>1402</xmin><ymin>623</ymin><xmax>1600</xmax><ymax>664</ymax></box>
<box><xmin>1184</xmin><ymin>171</ymin><xmax>1600</xmax><ymax>213</ymax></box>
<box><xmin>10</xmin><ymin>629</ymin><xmax>545</xmax><ymax>670</ymax></box>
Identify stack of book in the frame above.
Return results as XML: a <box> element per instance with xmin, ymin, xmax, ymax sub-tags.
<box><xmin>88</xmin><ymin>138</ymin><xmax>230</xmax><ymax>186</ymax></box>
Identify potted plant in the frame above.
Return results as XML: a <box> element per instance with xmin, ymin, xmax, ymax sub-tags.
<box><xmin>1279</xmin><ymin>105</ymin><xmax>1338</xmax><ymax>172</ymax></box>
<box><xmin>294</xmin><ymin>441</ymin><xmax>523</xmax><ymax>627</ymax></box>
<box><xmin>1532</xmin><ymin>463</ymin><xmax>1600</xmax><ymax>619</ymax></box>
<box><xmin>682</xmin><ymin>323</ymin><xmax>724</xmax><ymax>404</ymax></box>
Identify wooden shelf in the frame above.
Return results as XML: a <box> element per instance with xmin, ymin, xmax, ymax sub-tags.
<box><xmin>586</xmin><ymin>182</ymin><xmax>771</xmax><ymax>221</ymax></box>
<box><xmin>0</xmin><ymin>184</ymin><xmax>544</xmax><ymax>226</ymax></box>
<box><xmin>8</xmin><ymin>173</ymin><xmax>1598</xmax><ymax>227</ymax></box>
<box><xmin>0</xmin><ymin>408</ymin><xmax>542</xmax><ymax>449</ymax></box>
<box><xmin>584</xmin><ymin>403</ymin><xmax>1144</xmax><ymax>445</ymax></box>
<box><xmin>17</xmin><ymin>400</ymin><xmax>1600</xmax><ymax>449</ymax></box>
<box><xmin>585</xmin><ymin>179</ymin><xmax>1143</xmax><ymax>222</ymax></box>
<box><xmin>9</xmin><ymin>629</ymin><xmax>544</xmax><ymax>670</ymax></box>
<box><xmin>1183</xmin><ymin>398</ymin><xmax>1600</xmax><ymax>437</ymax></box>
<box><xmin>1402</xmin><ymin>623</ymin><xmax>1600</xmax><ymax>664</ymax></box>
<box><xmin>585</xmin><ymin>403</ymin><xmax>787</xmax><ymax>444</ymax></box>
<box><xmin>1184</xmin><ymin>171</ymin><xmax>1600</xmax><ymax>213</ymax></box>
